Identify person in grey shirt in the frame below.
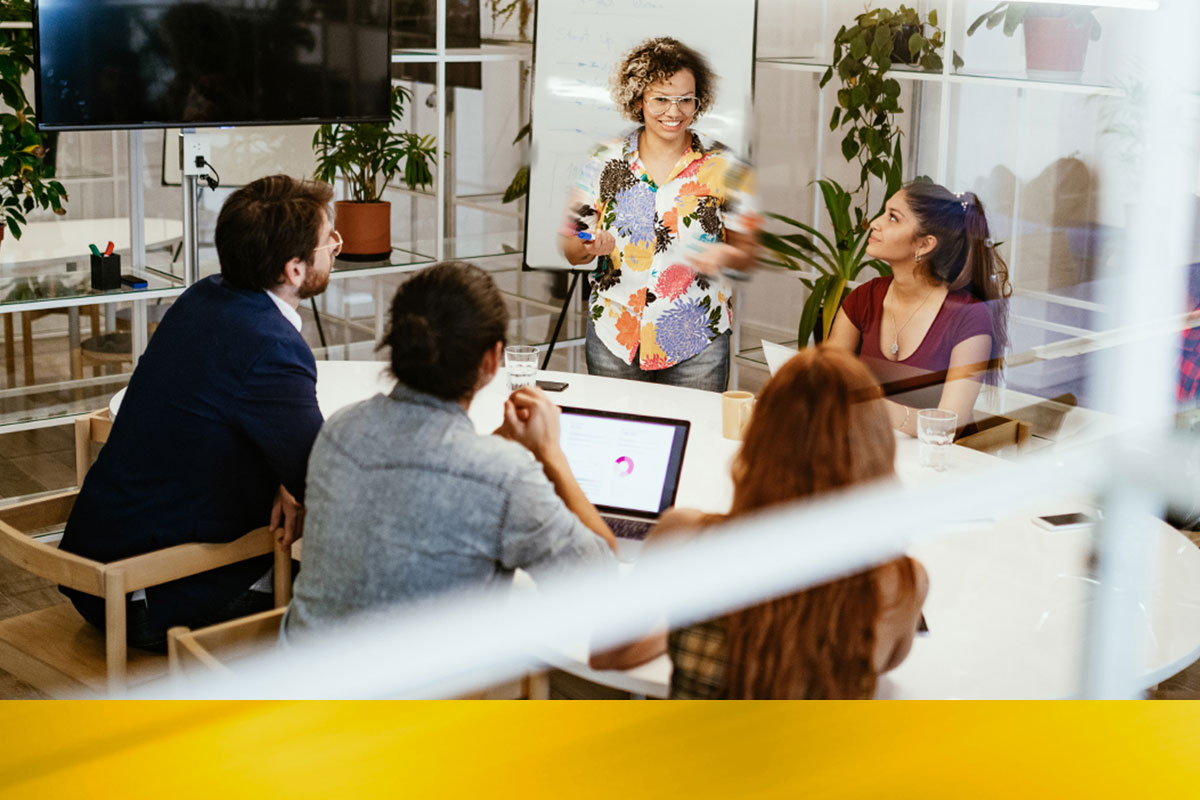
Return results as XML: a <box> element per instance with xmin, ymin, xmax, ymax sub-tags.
<box><xmin>284</xmin><ymin>261</ymin><xmax>617</xmax><ymax>639</ymax></box>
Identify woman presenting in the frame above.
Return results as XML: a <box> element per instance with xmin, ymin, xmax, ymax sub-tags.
<box><xmin>560</xmin><ymin>37</ymin><xmax>760</xmax><ymax>392</ymax></box>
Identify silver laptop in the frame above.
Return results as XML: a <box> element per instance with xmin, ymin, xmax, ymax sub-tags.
<box><xmin>557</xmin><ymin>406</ymin><xmax>691</xmax><ymax>560</ymax></box>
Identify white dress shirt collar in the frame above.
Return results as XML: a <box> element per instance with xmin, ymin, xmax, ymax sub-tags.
<box><xmin>266</xmin><ymin>289</ymin><xmax>303</xmax><ymax>333</ymax></box>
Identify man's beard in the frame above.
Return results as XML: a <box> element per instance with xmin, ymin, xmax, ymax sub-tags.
<box><xmin>297</xmin><ymin>265</ymin><xmax>329</xmax><ymax>299</ymax></box>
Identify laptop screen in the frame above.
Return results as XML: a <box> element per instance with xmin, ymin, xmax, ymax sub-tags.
<box><xmin>557</xmin><ymin>406</ymin><xmax>690</xmax><ymax>519</ymax></box>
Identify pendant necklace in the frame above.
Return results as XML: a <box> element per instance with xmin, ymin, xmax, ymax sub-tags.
<box><xmin>889</xmin><ymin>284</ymin><xmax>939</xmax><ymax>357</ymax></box>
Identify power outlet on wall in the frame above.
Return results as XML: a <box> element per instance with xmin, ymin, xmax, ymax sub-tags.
<box><xmin>180</xmin><ymin>133</ymin><xmax>211</xmax><ymax>176</ymax></box>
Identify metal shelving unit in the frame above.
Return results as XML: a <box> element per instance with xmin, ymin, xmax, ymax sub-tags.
<box><xmin>742</xmin><ymin>0</ymin><xmax>1154</xmax><ymax>403</ymax></box>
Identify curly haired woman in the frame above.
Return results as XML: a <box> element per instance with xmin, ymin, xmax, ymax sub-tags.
<box><xmin>560</xmin><ymin>37</ymin><xmax>761</xmax><ymax>392</ymax></box>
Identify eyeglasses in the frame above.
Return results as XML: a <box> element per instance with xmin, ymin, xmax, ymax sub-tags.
<box><xmin>644</xmin><ymin>94</ymin><xmax>698</xmax><ymax>116</ymax></box>
<box><xmin>314</xmin><ymin>230</ymin><xmax>343</xmax><ymax>259</ymax></box>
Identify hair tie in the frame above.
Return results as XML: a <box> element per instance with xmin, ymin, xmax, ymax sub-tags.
<box><xmin>985</xmin><ymin>237</ymin><xmax>994</xmax><ymax>248</ymax></box>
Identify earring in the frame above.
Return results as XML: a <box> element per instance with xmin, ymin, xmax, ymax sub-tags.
<box><xmin>914</xmin><ymin>252</ymin><xmax>923</xmax><ymax>263</ymax></box>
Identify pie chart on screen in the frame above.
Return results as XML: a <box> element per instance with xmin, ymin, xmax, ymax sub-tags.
<box><xmin>613</xmin><ymin>456</ymin><xmax>634</xmax><ymax>476</ymax></box>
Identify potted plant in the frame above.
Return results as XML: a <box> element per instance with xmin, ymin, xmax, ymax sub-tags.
<box><xmin>968</xmin><ymin>3</ymin><xmax>1101</xmax><ymax>75</ymax></box>
<box><xmin>0</xmin><ymin>0</ymin><xmax>67</xmax><ymax>242</ymax></box>
<box><xmin>821</xmin><ymin>5</ymin><xmax>955</xmax><ymax>200</ymax></box>
<box><xmin>312</xmin><ymin>84</ymin><xmax>436</xmax><ymax>261</ymax></box>
<box><xmin>760</xmin><ymin>5</ymin><xmax>943</xmax><ymax>345</ymax></box>
<box><xmin>760</xmin><ymin>156</ymin><xmax>901</xmax><ymax>345</ymax></box>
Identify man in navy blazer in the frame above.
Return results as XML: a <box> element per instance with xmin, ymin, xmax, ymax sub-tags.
<box><xmin>60</xmin><ymin>174</ymin><xmax>340</xmax><ymax>649</ymax></box>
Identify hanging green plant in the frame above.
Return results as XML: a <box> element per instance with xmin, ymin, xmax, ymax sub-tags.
<box><xmin>820</xmin><ymin>4</ymin><xmax>960</xmax><ymax>205</ymax></box>
<box><xmin>0</xmin><ymin>0</ymin><xmax>68</xmax><ymax>239</ymax></box>
<box><xmin>762</xmin><ymin>4</ymin><xmax>949</xmax><ymax>346</ymax></box>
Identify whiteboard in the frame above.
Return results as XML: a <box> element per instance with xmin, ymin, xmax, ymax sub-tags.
<box><xmin>161</xmin><ymin>125</ymin><xmax>320</xmax><ymax>186</ymax></box>
<box><xmin>524</xmin><ymin>0</ymin><xmax>758</xmax><ymax>271</ymax></box>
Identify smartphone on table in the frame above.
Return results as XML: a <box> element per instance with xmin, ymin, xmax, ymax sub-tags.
<box><xmin>1032</xmin><ymin>511</ymin><xmax>1100</xmax><ymax>531</ymax></box>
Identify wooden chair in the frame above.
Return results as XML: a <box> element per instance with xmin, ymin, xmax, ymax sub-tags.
<box><xmin>71</xmin><ymin>304</ymin><xmax>166</xmax><ymax>381</ymax></box>
<box><xmin>71</xmin><ymin>332</ymin><xmax>134</xmax><ymax>381</ymax></box>
<box><xmin>22</xmin><ymin>305</ymin><xmax>102</xmax><ymax>386</ymax></box>
<box><xmin>3</xmin><ymin>313</ymin><xmax>14</xmax><ymax>388</ymax></box>
<box><xmin>73</xmin><ymin>407</ymin><xmax>113</xmax><ymax>487</ymax></box>
<box><xmin>167</xmin><ymin>607</ymin><xmax>549</xmax><ymax>699</ymax></box>
<box><xmin>957</xmin><ymin>414</ymin><xmax>1031</xmax><ymax>455</ymax></box>
<box><xmin>168</xmin><ymin>607</ymin><xmax>287</xmax><ymax>678</ymax></box>
<box><xmin>0</xmin><ymin>490</ymin><xmax>292</xmax><ymax>696</ymax></box>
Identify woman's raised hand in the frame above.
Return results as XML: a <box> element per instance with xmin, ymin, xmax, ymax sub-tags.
<box><xmin>579</xmin><ymin>229</ymin><xmax>616</xmax><ymax>260</ymax></box>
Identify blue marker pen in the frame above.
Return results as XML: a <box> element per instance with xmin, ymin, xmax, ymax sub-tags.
<box><xmin>576</xmin><ymin>231</ymin><xmax>594</xmax><ymax>241</ymax></box>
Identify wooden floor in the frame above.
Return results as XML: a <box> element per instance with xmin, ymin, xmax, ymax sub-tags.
<box><xmin>0</xmin><ymin>550</ymin><xmax>60</xmax><ymax>699</ymax></box>
<box><xmin>0</xmin><ymin>425</ymin><xmax>76</xmax><ymax>498</ymax></box>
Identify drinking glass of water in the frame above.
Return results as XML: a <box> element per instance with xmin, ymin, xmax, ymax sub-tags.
<box><xmin>917</xmin><ymin>409</ymin><xmax>957</xmax><ymax>472</ymax></box>
<box><xmin>504</xmin><ymin>345</ymin><xmax>538</xmax><ymax>391</ymax></box>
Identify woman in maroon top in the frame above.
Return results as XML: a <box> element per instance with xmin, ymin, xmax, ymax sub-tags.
<box><xmin>827</xmin><ymin>182</ymin><xmax>1011</xmax><ymax>436</ymax></box>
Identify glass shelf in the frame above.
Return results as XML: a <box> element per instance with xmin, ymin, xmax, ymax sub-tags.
<box><xmin>0</xmin><ymin>380</ymin><xmax>125</xmax><ymax>430</ymax></box>
<box><xmin>755</xmin><ymin>57</ymin><xmax>1123</xmax><ymax>94</ymax></box>
<box><xmin>0</xmin><ymin>267</ymin><xmax>184</xmax><ymax>310</ymax></box>
<box><xmin>391</xmin><ymin>43</ymin><xmax>531</xmax><ymax>63</ymax></box>
<box><xmin>755</xmin><ymin>56</ymin><xmax>943</xmax><ymax>78</ymax></box>
<box><xmin>326</xmin><ymin>231</ymin><xmax>525</xmax><ymax>278</ymax></box>
<box><xmin>54</xmin><ymin>166</ymin><xmax>124</xmax><ymax>182</ymax></box>
<box><xmin>948</xmin><ymin>68</ymin><xmax>1121</xmax><ymax>94</ymax></box>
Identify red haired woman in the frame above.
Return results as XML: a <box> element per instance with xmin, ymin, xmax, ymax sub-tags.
<box><xmin>592</xmin><ymin>346</ymin><xmax>927</xmax><ymax>698</ymax></box>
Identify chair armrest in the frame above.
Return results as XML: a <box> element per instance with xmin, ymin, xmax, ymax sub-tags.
<box><xmin>112</xmin><ymin>527</ymin><xmax>276</xmax><ymax>593</ymax></box>
<box><xmin>0</xmin><ymin>496</ymin><xmax>278</xmax><ymax>599</ymax></box>
<box><xmin>0</xmin><ymin>490</ymin><xmax>105</xmax><ymax>595</ymax></box>
<box><xmin>0</xmin><ymin>489</ymin><xmax>78</xmax><ymax>533</ymax></box>
<box><xmin>0</xmin><ymin>521</ymin><xmax>105</xmax><ymax>596</ymax></box>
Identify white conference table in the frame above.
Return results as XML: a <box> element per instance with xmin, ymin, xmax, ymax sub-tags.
<box><xmin>113</xmin><ymin>361</ymin><xmax>1200</xmax><ymax>698</ymax></box>
<box><xmin>310</xmin><ymin>361</ymin><xmax>1200</xmax><ymax>699</ymax></box>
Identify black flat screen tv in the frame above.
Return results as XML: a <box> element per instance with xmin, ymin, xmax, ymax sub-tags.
<box><xmin>33</xmin><ymin>0</ymin><xmax>392</xmax><ymax>131</ymax></box>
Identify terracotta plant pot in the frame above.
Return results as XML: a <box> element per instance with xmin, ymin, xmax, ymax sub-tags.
<box><xmin>1023</xmin><ymin>15</ymin><xmax>1091</xmax><ymax>75</ymax></box>
<box><xmin>334</xmin><ymin>200</ymin><xmax>391</xmax><ymax>262</ymax></box>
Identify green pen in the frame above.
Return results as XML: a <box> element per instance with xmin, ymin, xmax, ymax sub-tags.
<box><xmin>88</xmin><ymin>243</ymin><xmax>102</xmax><ymax>257</ymax></box>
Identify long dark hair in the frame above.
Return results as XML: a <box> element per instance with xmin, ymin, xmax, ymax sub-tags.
<box><xmin>903</xmin><ymin>182</ymin><xmax>1012</xmax><ymax>365</ymax></box>
<box><xmin>380</xmin><ymin>261</ymin><xmax>508</xmax><ymax>400</ymax></box>
<box><xmin>721</xmin><ymin>346</ymin><xmax>918</xmax><ymax>699</ymax></box>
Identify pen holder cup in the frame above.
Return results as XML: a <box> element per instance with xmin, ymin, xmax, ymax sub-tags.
<box><xmin>90</xmin><ymin>253</ymin><xmax>121</xmax><ymax>291</ymax></box>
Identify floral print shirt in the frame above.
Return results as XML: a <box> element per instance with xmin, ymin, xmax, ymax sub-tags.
<box><xmin>565</xmin><ymin>129</ymin><xmax>760</xmax><ymax>370</ymax></box>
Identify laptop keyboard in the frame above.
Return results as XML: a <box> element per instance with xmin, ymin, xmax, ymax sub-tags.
<box><xmin>602</xmin><ymin>515</ymin><xmax>653</xmax><ymax>541</ymax></box>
